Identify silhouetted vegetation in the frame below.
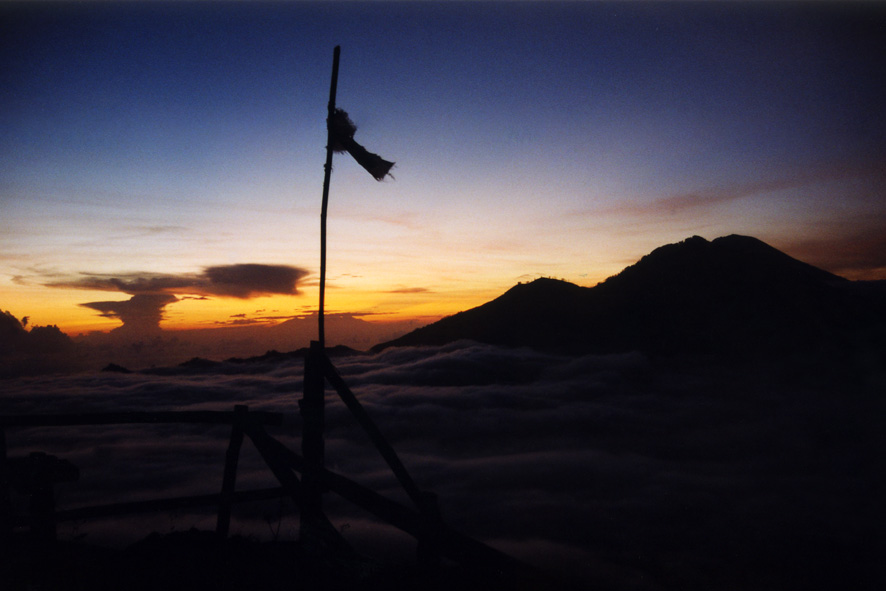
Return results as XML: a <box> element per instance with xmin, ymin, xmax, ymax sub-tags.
<box><xmin>0</xmin><ymin>310</ymin><xmax>79</xmax><ymax>377</ymax></box>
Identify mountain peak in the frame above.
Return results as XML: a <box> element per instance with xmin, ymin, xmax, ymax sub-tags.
<box><xmin>502</xmin><ymin>277</ymin><xmax>585</xmax><ymax>300</ymax></box>
<box><xmin>600</xmin><ymin>233</ymin><xmax>845</xmax><ymax>293</ymax></box>
<box><xmin>374</xmin><ymin>235</ymin><xmax>879</xmax><ymax>356</ymax></box>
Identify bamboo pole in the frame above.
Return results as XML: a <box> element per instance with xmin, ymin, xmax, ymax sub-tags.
<box><xmin>318</xmin><ymin>45</ymin><xmax>341</xmax><ymax>348</ymax></box>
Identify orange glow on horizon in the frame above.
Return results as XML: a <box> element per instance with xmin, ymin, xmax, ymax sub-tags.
<box><xmin>1</xmin><ymin>284</ymin><xmax>487</xmax><ymax>337</ymax></box>
<box><xmin>0</xmin><ymin>260</ymin><xmax>635</xmax><ymax>337</ymax></box>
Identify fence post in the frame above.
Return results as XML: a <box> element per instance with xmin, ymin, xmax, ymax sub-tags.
<box><xmin>299</xmin><ymin>340</ymin><xmax>326</xmax><ymax>555</ymax></box>
<box><xmin>216</xmin><ymin>405</ymin><xmax>247</xmax><ymax>537</ymax></box>
<box><xmin>0</xmin><ymin>427</ymin><xmax>9</xmax><ymax>550</ymax></box>
<box><xmin>26</xmin><ymin>452</ymin><xmax>77</xmax><ymax>544</ymax></box>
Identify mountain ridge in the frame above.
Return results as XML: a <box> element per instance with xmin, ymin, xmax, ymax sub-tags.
<box><xmin>373</xmin><ymin>235</ymin><xmax>884</xmax><ymax>357</ymax></box>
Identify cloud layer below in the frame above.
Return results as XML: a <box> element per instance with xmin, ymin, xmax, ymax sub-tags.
<box><xmin>2</xmin><ymin>342</ymin><xmax>881</xmax><ymax>589</ymax></box>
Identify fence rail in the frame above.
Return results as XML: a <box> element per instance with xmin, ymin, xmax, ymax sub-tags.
<box><xmin>0</xmin><ymin>409</ymin><xmax>284</xmax><ymax>428</ymax></box>
<box><xmin>11</xmin><ymin>487</ymin><xmax>286</xmax><ymax>527</ymax></box>
<box><xmin>0</xmin><ymin>406</ymin><xmax>287</xmax><ymax>544</ymax></box>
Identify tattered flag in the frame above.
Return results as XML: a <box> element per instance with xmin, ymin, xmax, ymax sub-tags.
<box><xmin>329</xmin><ymin>108</ymin><xmax>394</xmax><ymax>181</ymax></box>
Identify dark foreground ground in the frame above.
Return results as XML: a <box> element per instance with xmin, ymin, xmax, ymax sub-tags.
<box><xmin>1</xmin><ymin>529</ymin><xmax>574</xmax><ymax>591</ymax></box>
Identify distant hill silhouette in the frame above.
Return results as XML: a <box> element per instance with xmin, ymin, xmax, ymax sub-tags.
<box><xmin>373</xmin><ymin>235</ymin><xmax>885</xmax><ymax>357</ymax></box>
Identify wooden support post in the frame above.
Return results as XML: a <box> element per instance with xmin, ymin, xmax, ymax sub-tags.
<box><xmin>0</xmin><ymin>427</ymin><xmax>9</xmax><ymax>549</ymax></box>
<box><xmin>299</xmin><ymin>341</ymin><xmax>326</xmax><ymax>555</ymax></box>
<box><xmin>23</xmin><ymin>452</ymin><xmax>77</xmax><ymax>544</ymax></box>
<box><xmin>29</xmin><ymin>471</ymin><xmax>55</xmax><ymax>543</ymax></box>
<box><xmin>216</xmin><ymin>404</ymin><xmax>247</xmax><ymax>537</ymax></box>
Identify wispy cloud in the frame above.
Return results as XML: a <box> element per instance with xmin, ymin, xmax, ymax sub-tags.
<box><xmin>384</xmin><ymin>287</ymin><xmax>431</xmax><ymax>294</ymax></box>
<box><xmin>134</xmin><ymin>225</ymin><xmax>189</xmax><ymax>235</ymax></box>
<box><xmin>585</xmin><ymin>160</ymin><xmax>885</xmax><ymax>218</ymax></box>
<box><xmin>779</xmin><ymin>224</ymin><xmax>886</xmax><ymax>280</ymax></box>
<box><xmin>599</xmin><ymin>177</ymin><xmax>809</xmax><ymax>217</ymax></box>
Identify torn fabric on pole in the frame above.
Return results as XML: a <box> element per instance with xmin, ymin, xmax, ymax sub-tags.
<box><xmin>329</xmin><ymin>108</ymin><xmax>395</xmax><ymax>181</ymax></box>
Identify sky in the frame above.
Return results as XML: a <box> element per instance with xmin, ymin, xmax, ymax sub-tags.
<box><xmin>3</xmin><ymin>1</ymin><xmax>885</xmax><ymax>339</ymax></box>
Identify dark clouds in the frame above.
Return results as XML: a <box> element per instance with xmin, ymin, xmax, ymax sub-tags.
<box><xmin>2</xmin><ymin>342</ymin><xmax>881</xmax><ymax>589</ymax></box>
<box><xmin>50</xmin><ymin>263</ymin><xmax>309</xmax><ymax>333</ymax></box>
<box><xmin>0</xmin><ymin>310</ymin><xmax>81</xmax><ymax>377</ymax></box>
<box><xmin>201</xmin><ymin>264</ymin><xmax>307</xmax><ymax>298</ymax></box>
<box><xmin>52</xmin><ymin>263</ymin><xmax>309</xmax><ymax>299</ymax></box>
<box><xmin>55</xmin><ymin>273</ymin><xmax>200</xmax><ymax>294</ymax></box>
<box><xmin>81</xmin><ymin>294</ymin><xmax>179</xmax><ymax>336</ymax></box>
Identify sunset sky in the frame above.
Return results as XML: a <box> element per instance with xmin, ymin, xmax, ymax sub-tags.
<box><xmin>3</xmin><ymin>1</ymin><xmax>885</xmax><ymax>337</ymax></box>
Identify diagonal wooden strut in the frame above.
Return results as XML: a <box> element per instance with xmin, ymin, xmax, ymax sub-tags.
<box><xmin>319</xmin><ymin>350</ymin><xmax>425</xmax><ymax>509</ymax></box>
<box><xmin>242</xmin><ymin>419</ymin><xmax>354</xmax><ymax>557</ymax></box>
<box><xmin>250</xmin><ymin>429</ymin><xmax>560</xmax><ymax>587</ymax></box>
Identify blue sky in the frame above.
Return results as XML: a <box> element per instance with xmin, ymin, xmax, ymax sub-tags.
<box><xmin>2</xmin><ymin>1</ymin><xmax>884</xmax><ymax>335</ymax></box>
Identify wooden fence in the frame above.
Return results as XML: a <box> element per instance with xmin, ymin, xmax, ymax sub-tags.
<box><xmin>0</xmin><ymin>408</ymin><xmax>286</xmax><ymax>543</ymax></box>
<box><xmin>0</xmin><ymin>343</ymin><xmax>564</xmax><ymax>588</ymax></box>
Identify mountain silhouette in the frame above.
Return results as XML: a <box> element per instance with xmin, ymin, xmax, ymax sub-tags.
<box><xmin>374</xmin><ymin>235</ymin><xmax>885</xmax><ymax>357</ymax></box>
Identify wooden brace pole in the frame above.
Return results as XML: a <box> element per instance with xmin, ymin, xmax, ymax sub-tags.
<box><xmin>320</xmin><ymin>352</ymin><xmax>424</xmax><ymax>508</ymax></box>
<box><xmin>216</xmin><ymin>404</ymin><xmax>247</xmax><ymax>537</ymax></box>
<box><xmin>242</xmin><ymin>420</ymin><xmax>352</xmax><ymax>558</ymax></box>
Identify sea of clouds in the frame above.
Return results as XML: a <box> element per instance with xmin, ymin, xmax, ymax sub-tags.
<box><xmin>2</xmin><ymin>341</ymin><xmax>882</xmax><ymax>590</ymax></box>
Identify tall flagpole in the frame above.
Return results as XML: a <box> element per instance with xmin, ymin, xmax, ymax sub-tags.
<box><xmin>300</xmin><ymin>45</ymin><xmax>340</xmax><ymax>559</ymax></box>
<box><xmin>318</xmin><ymin>45</ymin><xmax>341</xmax><ymax>349</ymax></box>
